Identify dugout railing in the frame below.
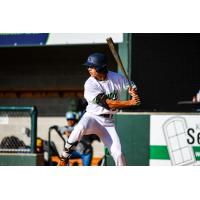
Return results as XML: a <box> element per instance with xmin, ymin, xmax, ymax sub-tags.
<box><xmin>47</xmin><ymin>126</ymin><xmax>65</xmax><ymax>165</ymax></box>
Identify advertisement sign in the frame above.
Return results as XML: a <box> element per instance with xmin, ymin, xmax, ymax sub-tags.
<box><xmin>150</xmin><ymin>115</ymin><xmax>200</xmax><ymax>166</ymax></box>
<box><xmin>46</xmin><ymin>33</ymin><xmax>123</xmax><ymax>44</ymax></box>
<box><xmin>0</xmin><ymin>33</ymin><xmax>123</xmax><ymax>46</ymax></box>
<box><xmin>0</xmin><ymin>33</ymin><xmax>49</xmax><ymax>46</ymax></box>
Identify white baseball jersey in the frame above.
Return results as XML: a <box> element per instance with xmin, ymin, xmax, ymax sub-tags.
<box><xmin>84</xmin><ymin>71</ymin><xmax>135</xmax><ymax>115</ymax></box>
<box><xmin>63</xmin><ymin>70</ymin><xmax>135</xmax><ymax>166</ymax></box>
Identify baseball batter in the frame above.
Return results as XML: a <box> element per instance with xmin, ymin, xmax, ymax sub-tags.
<box><xmin>58</xmin><ymin>53</ymin><xmax>140</xmax><ymax>166</ymax></box>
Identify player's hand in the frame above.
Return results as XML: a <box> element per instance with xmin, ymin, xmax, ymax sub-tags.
<box><xmin>128</xmin><ymin>88</ymin><xmax>141</xmax><ymax>105</ymax></box>
<box><xmin>130</xmin><ymin>97</ymin><xmax>140</xmax><ymax>106</ymax></box>
<box><xmin>128</xmin><ymin>87</ymin><xmax>137</xmax><ymax>97</ymax></box>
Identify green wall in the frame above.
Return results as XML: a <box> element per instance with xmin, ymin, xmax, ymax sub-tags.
<box><xmin>0</xmin><ymin>153</ymin><xmax>44</xmax><ymax>166</ymax></box>
<box><xmin>106</xmin><ymin>113</ymin><xmax>150</xmax><ymax>166</ymax></box>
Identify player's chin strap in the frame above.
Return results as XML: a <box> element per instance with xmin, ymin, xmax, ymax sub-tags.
<box><xmin>60</xmin><ymin>141</ymin><xmax>77</xmax><ymax>163</ymax></box>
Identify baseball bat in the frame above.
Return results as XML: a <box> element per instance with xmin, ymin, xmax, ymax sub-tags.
<box><xmin>106</xmin><ymin>37</ymin><xmax>141</xmax><ymax>105</ymax></box>
<box><xmin>106</xmin><ymin>37</ymin><xmax>132</xmax><ymax>88</ymax></box>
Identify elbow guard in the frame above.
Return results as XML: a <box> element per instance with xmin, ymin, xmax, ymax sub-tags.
<box><xmin>93</xmin><ymin>93</ymin><xmax>109</xmax><ymax>110</ymax></box>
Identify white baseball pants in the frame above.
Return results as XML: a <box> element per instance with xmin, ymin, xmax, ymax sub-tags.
<box><xmin>67</xmin><ymin>112</ymin><xmax>126</xmax><ymax>166</ymax></box>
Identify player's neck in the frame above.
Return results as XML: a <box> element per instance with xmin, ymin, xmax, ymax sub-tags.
<box><xmin>95</xmin><ymin>73</ymin><xmax>107</xmax><ymax>81</ymax></box>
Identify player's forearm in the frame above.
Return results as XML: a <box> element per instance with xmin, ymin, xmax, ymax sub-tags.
<box><xmin>106</xmin><ymin>98</ymin><xmax>138</xmax><ymax>109</ymax></box>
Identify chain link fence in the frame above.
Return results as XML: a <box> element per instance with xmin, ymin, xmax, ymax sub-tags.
<box><xmin>0</xmin><ymin>107</ymin><xmax>37</xmax><ymax>153</ymax></box>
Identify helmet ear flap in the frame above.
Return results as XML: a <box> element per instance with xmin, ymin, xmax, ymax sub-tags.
<box><xmin>96</xmin><ymin>66</ymin><xmax>108</xmax><ymax>73</ymax></box>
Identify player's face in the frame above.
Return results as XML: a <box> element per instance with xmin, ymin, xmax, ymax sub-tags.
<box><xmin>87</xmin><ymin>66</ymin><xmax>106</xmax><ymax>80</ymax></box>
<box><xmin>88</xmin><ymin>66</ymin><xmax>98</xmax><ymax>76</ymax></box>
<box><xmin>67</xmin><ymin>119</ymin><xmax>76</xmax><ymax>127</ymax></box>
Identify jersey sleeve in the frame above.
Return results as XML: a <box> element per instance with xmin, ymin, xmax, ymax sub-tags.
<box><xmin>84</xmin><ymin>80</ymin><xmax>103</xmax><ymax>102</ymax></box>
<box><xmin>58</xmin><ymin>126</ymin><xmax>74</xmax><ymax>134</ymax></box>
<box><xmin>120</xmin><ymin>74</ymin><xmax>137</xmax><ymax>90</ymax></box>
<box><xmin>58</xmin><ymin>126</ymin><xmax>67</xmax><ymax>134</ymax></box>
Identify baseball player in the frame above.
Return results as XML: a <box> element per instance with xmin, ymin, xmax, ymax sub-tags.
<box><xmin>58</xmin><ymin>53</ymin><xmax>140</xmax><ymax>166</ymax></box>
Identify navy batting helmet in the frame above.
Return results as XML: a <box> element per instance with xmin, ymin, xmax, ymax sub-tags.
<box><xmin>83</xmin><ymin>53</ymin><xmax>108</xmax><ymax>72</ymax></box>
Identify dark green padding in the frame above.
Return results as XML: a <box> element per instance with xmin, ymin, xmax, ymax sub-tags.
<box><xmin>106</xmin><ymin>114</ymin><xmax>150</xmax><ymax>166</ymax></box>
<box><xmin>0</xmin><ymin>153</ymin><xmax>44</xmax><ymax>166</ymax></box>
